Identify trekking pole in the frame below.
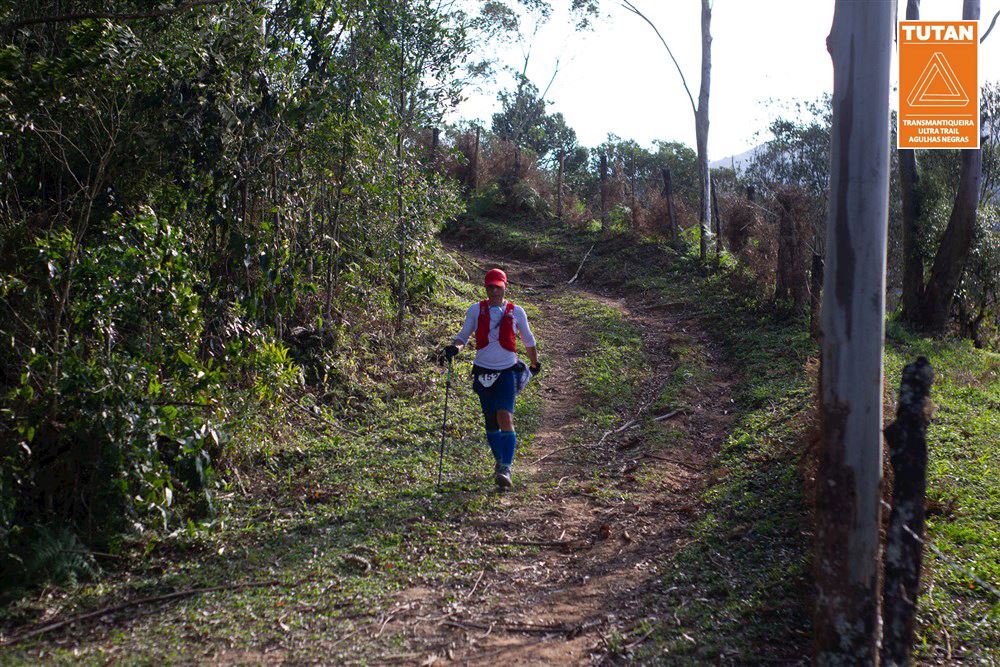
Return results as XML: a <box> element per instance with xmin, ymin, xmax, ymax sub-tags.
<box><xmin>436</xmin><ymin>356</ymin><xmax>454</xmax><ymax>490</ymax></box>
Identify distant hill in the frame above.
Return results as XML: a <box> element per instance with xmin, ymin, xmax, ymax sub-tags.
<box><xmin>710</xmin><ymin>144</ymin><xmax>764</xmax><ymax>172</ymax></box>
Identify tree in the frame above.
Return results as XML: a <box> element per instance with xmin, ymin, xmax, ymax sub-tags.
<box><xmin>813</xmin><ymin>0</ymin><xmax>895</xmax><ymax>663</ymax></box>
<box><xmin>622</xmin><ymin>0</ymin><xmax>713</xmax><ymax>262</ymax></box>
<box><xmin>901</xmin><ymin>0</ymin><xmax>984</xmax><ymax>333</ymax></box>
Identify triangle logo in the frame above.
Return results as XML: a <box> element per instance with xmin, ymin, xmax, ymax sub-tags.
<box><xmin>906</xmin><ymin>51</ymin><xmax>969</xmax><ymax>107</ymax></box>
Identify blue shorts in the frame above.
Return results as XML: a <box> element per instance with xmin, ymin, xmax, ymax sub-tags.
<box><xmin>472</xmin><ymin>367</ymin><xmax>517</xmax><ymax>415</ymax></box>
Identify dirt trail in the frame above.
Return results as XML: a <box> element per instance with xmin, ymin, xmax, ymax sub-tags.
<box><xmin>364</xmin><ymin>249</ymin><xmax>737</xmax><ymax>665</ymax></box>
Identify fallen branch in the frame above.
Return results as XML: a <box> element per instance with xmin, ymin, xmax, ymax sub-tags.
<box><xmin>283</xmin><ymin>391</ymin><xmax>361</xmax><ymax>437</ymax></box>
<box><xmin>442</xmin><ymin>618</ymin><xmax>579</xmax><ymax>636</ymax></box>
<box><xmin>534</xmin><ymin>443</ymin><xmax>584</xmax><ymax>463</ymax></box>
<box><xmin>594</xmin><ymin>417</ymin><xmax>641</xmax><ymax>448</ymax></box>
<box><xmin>1</xmin><ymin>578</ymin><xmax>311</xmax><ymax>646</ymax></box>
<box><xmin>484</xmin><ymin>538</ymin><xmax>578</xmax><ymax>549</ymax></box>
<box><xmin>624</xmin><ymin>625</ymin><xmax>656</xmax><ymax>651</ymax></box>
<box><xmin>535</xmin><ymin>404</ymin><xmax>679</xmax><ymax>464</ymax></box>
<box><xmin>464</xmin><ymin>570</ymin><xmax>485</xmax><ymax>599</ymax></box>
<box><xmin>653</xmin><ymin>409</ymin><xmax>685</xmax><ymax>422</ymax></box>
<box><xmin>567</xmin><ymin>242</ymin><xmax>596</xmax><ymax>284</ymax></box>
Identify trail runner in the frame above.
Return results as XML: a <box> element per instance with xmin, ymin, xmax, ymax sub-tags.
<box><xmin>444</xmin><ymin>268</ymin><xmax>540</xmax><ymax>489</ymax></box>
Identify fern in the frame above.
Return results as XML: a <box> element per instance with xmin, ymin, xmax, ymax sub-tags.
<box><xmin>0</xmin><ymin>526</ymin><xmax>101</xmax><ymax>598</ymax></box>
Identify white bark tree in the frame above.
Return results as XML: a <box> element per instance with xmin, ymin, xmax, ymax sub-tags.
<box><xmin>622</xmin><ymin>0</ymin><xmax>712</xmax><ymax>262</ymax></box>
<box><xmin>814</xmin><ymin>0</ymin><xmax>896</xmax><ymax>663</ymax></box>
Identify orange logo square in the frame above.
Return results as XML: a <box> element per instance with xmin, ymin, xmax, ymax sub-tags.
<box><xmin>899</xmin><ymin>21</ymin><xmax>979</xmax><ymax>149</ymax></box>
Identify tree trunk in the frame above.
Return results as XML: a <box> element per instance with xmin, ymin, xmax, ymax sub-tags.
<box><xmin>899</xmin><ymin>147</ymin><xmax>924</xmax><ymax>322</ymax></box>
<box><xmin>696</xmin><ymin>0</ymin><xmax>712</xmax><ymax>264</ymax></box>
<box><xmin>395</xmin><ymin>33</ymin><xmax>407</xmax><ymax>335</ymax></box>
<box><xmin>599</xmin><ymin>152</ymin><xmax>609</xmax><ymax>232</ymax></box>
<box><xmin>881</xmin><ymin>357</ymin><xmax>933</xmax><ymax>667</ymax></box>
<box><xmin>898</xmin><ymin>0</ymin><xmax>925</xmax><ymax>324</ymax></box>
<box><xmin>661</xmin><ymin>167</ymin><xmax>678</xmax><ymax>244</ymax></box>
<box><xmin>557</xmin><ymin>150</ymin><xmax>565</xmax><ymax>221</ymax></box>
<box><xmin>918</xmin><ymin>147</ymin><xmax>982</xmax><ymax>332</ymax></box>
<box><xmin>913</xmin><ymin>0</ymin><xmax>982</xmax><ymax>333</ymax></box>
<box><xmin>814</xmin><ymin>1</ymin><xmax>894</xmax><ymax>663</ymax></box>
<box><xmin>430</xmin><ymin>126</ymin><xmax>439</xmax><ymax>171</ymax></box>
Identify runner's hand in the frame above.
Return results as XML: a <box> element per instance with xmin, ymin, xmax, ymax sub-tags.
<box><xmin>529</xmin><ymin>362</ymin><xmax>541</xmax><ymax>376</ymax></box>
<box><xmin>444</xmin><ymin>344</ymin><xmax>460</xmax><ymax>359</ymax></box>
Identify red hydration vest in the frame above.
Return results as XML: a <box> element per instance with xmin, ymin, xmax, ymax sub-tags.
<box><xmin>475</xmin><ymin>300</ymin><xmax>517</xmax><ymax>351</ymax></box>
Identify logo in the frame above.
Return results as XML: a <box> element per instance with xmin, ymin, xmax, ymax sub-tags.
<box><xmin>898</xmin><ymin>21</ymin><xmax>979</xmax><ymax>149</ymax></box>
<box><xmin>906</xmin><ymin>52</ymin><xmax>969</xmax><ymax>107</ymax></box>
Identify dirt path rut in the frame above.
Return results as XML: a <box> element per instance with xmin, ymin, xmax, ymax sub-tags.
<box><xmin>366</xmin><ymin>251</ymin><xmax>737</xmax><ymax>665</ymax></box>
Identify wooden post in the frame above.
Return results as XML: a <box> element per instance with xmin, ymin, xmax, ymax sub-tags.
<box><xmin>809</xmin><ymin>246</ymin><xmax>824</xmax><ymax>341</ymax></box>
<box><xmin>661</xmin><ymin>167</ymin><xmax>678</xmax><ymax>244</ymax></box>
<box><xmin>471</xmin><ymin>125</ymin><xmax>480</xmax><ymax>191</ymax></box>
<box><xmin>814</xmin><ymin>1</ymin><xmax>895</xmax><ymax>663</ymax></box>
<box><xmin>711</xmin><ymin>172</ymin><xmax>721</xmax><ymax>268</ymax></box>
<box><xmin>881</xmin><ymin>356</ymin><xmax>934</xmax><ymax>667</ymax></box>
<box><xmin>599</xmin><ymin>152</ymin><xmax>609</xmax><ymax>232</ymax></box>
<box><xmin>629</xmin><ymin>154</ymin><xmax>639</xmax><ymax>231</ymax></box>
<box><xmin>557</xmin><ymin>150</ymin><xmax>565</xmax><ymax>221</ymax></box>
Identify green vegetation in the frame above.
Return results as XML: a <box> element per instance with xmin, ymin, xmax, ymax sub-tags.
<box><xmin>0</xmin><ymin>0</ymin><xmax>509</xmax><ymax>594</ymax></box>
<box><xmin>554</xmin><ymin>293</ymin><xmax>646</xmax><ymax>426</ymax></box>
<box><xmin>1</xmin><ymin>254</ymin><xmax>543</xmax><ymax>662</ymax></box>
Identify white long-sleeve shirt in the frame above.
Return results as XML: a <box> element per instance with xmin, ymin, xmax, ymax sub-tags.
<box><xmin>454</xmin><ymin>301</ymin><xmax>536</xmax><ymax>370</ymax></box>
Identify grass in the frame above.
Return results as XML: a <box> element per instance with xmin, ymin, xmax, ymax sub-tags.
<box><xmin>885</xmin><ymin>318</ymin><xmax>1000</xmax><ymax>662</ymax></box>
<box><xmin>552</xmin><ymin>292</ymin><xmax>647</xmax><ymax>427</ymax></box>
<box><xmin>0</xmin><ymin>248</ymin><xmax>543</xmax><ymax>664</ymax></box>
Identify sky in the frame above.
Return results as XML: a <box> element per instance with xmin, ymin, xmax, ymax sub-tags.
<box><xmin>451</xmin><ymin>0</ymin><xmax>1000</xmax><ymax>161</ymax></box>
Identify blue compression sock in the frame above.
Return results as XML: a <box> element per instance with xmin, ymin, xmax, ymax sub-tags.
<box><xmin>497</xmin><ymin>430</ymin><xmax>517</xmax><ymax>466</ymax></box>
<box><xmin>485</xmin><ymin>430</ymin><xmax>502</xmax><ymax>463</ymax></box>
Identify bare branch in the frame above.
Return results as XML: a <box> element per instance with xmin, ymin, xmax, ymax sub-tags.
<box><xmin>982</xmin><ymin>7</ymin><xmax>1000</xmax><ymax>42</ymax></box>
<box><xmin>539</xmin><ymin>57</ymin><xmax>561</xmax><ymax>100</ymax></box>
<box><xmin>619</xmin><ymin>0</ymin><xmax>697</xmax><ymax>118</ymax></box>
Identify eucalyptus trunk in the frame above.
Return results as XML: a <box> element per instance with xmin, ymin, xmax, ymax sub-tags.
<box><xmin>814</xmin><ymin>1</ymin><xmax>895</xmax><ymax>663</ymax></box>
<box><xmin>696</xmin><ymin>0</ymin><xmax>712</xmax><ymax>263</ymax></box>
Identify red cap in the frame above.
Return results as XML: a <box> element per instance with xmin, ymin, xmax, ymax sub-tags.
<box><xmin>484</xmin><ymin>268</ymin><xmax>508</xmax><ymax>288</ymax></box>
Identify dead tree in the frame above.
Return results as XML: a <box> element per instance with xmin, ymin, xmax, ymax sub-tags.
<box><xmin>775</xmin><ymin>187</ymin><xmax>809</xmax><ymax>310</ymax></box>
<box><xmin>622</xmin><ymin>0</ymin><xmax>712</xmax><ymax>261</ymax></box>
<box><xmin>814</xmin><ymin>1</ymin><xmax>894</xmax><ymax>663</ymax></box>
<box><xmin>881</xmin><ymin>356</ymin><xmax>934</xmax><ymax>667</ymax></box>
